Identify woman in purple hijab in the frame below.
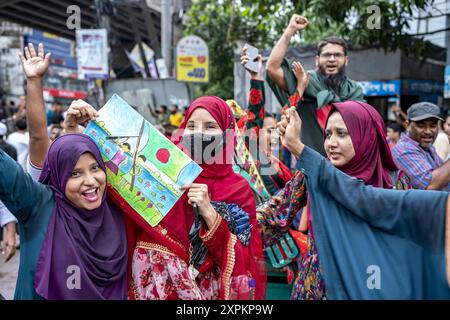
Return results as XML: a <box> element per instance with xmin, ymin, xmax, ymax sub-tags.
<box><xmin>0</xmin><ymin>133</ymin><xmax>127</xmax><ymax>299</ymax></box>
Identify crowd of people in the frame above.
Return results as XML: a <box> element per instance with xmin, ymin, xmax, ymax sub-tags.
<box><xmin>1</xmin><ymin>14</ymin><xmax>450</xmax><ymax>300</ymax></box>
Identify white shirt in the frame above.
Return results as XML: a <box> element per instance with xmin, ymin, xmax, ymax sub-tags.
<box><xmin>0</xmin><ymin>201</ymin><xmax>17</xmax><ymax>227</ymax></box>
<box><xmin>433</xmin><ymin>131</ymin><xmax>450</xmax><ymax>161</ymax></box>
<box><xmin>6</xmin><ymin>131</ymin><xmax>29</xmax><ymax>170</ymax></box>
<box><xmin>27</xmin><ymin>158</ymin><xmax>43</xmax><ymax>181</ymax></box>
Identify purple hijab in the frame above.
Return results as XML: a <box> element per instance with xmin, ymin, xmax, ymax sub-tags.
<box><xmin>34</xmin><ymin>134</ymin><xmax>127</xmax><ymax>300</ymax></box>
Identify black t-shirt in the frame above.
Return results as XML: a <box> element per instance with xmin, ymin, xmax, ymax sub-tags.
<box><xmin>0</xmin><ymin>141</ymin><xmax>18</xmax><ymax>161</ymax></box>
<box><xmin>51</xmin><ymin>112</ymin><xmax>64</xmax><ymax>125</ymax></box>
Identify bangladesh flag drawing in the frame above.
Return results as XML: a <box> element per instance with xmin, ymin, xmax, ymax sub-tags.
<box><xmin>84</xmin><ymin>94</ymin><xmax>202</xmax><ymax>227</ymax></box>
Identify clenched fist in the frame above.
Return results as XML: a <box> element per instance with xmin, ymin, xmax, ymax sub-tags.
<box><xmin>287</xmin><ymin>15</ymin><xmax>308</xmax><ymax>33</ymax></box>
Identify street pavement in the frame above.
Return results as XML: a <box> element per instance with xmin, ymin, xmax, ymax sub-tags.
<box><xmin>0</xmin><ymin>242</ymin><xmax>19</xmax><ymax>300</ymax></box>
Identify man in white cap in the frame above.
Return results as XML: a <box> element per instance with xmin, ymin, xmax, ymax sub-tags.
<box><xmin>392</xmin><ymin>102</ymin><xmax>450</xmax><ymax>191</ymax></box>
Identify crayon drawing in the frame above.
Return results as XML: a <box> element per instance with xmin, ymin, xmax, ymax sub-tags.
<box><xmin>84</xmin><ymin>94</ymin><xmax>202</xmax><ymax>226</ymax></box>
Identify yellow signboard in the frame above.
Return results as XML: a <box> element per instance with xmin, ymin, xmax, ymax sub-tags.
<box><xmin>176</xmin><ymin>36</ymin><xmax>209</xmax><ymax>83</ymax></box>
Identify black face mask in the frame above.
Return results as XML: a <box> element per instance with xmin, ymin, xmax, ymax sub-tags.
<box><xmin>181</xmin><ymin>133</ymin><xmax>225</xmax><ymax>164</ymax></box>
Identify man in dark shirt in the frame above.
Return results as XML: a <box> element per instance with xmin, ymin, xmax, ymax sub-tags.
<box><xmin>0</xmin><ymin>122</ymin><xmax>17</xmax><ymax>161</ymax></box>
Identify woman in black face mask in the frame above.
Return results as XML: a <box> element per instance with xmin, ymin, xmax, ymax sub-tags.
<box><xmin>127</xmin><ymin>96</ymin><xmax>267</xmax><ymax>300</ymax></box>
<box><xmin>180</xmin><ymin>110</ymin><xmax>226</xmax><ymax>165</ymax></box>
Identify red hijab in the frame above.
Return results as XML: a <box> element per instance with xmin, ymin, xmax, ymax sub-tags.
<box><xmin>123</xmin><ymin>97</ymin><xmax>251</xmax><ymax>242</ymax></box>
<box><xmin>326</xmin><ymin>100</ymin><xmax>398</xmax><ymax>188</ymax></box>
<box><xmin>174</xmin><ymin>96</ymin><xmax>236</xmax><ymax>179</ymax></box>
<box><xmin>165</xmin><ymin>96</ymin><xmax>254</xmax><ymax>248</ymax></box>
<box><xmin>173</xmin><ymin>96</ymin><xmax>266</xmax><ymax>298</ymax></box>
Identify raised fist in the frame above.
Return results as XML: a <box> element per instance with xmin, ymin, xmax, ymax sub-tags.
<box><xmin>287</xmin><ymin>15</ymin><xmax>308</xmax><ymax>32</ymax></box>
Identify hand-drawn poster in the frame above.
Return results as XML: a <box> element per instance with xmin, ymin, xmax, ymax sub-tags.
<box><xmin>84</xmin><ymin>94</ymin><xmax>202</xmax><ymax>226</ymax></box>
<box><xmin>227</xmin><ymin>100</ymin><xmax>270</xmax><ymax>202</ymax></box>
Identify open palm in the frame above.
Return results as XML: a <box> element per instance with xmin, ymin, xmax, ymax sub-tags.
<box><xmin>292</xmin><ymin>61</ymin><xmax>309</xmax><ymax>88</ymax></box>
<box><xmin>19</xmin><ymin>43</ymin><xmax>51</xmax><ymax>78</ymax></box>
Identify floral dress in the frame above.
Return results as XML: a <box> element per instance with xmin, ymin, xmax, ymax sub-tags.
<box><xmin>128</xmin><ymin>202</ymin><xmax>257</xmax><ymax>300</ymax></box>
<box><xmin>130</xmin><ymin>246</ymin><xmax>221</xmax><ymax>300</ymax></box>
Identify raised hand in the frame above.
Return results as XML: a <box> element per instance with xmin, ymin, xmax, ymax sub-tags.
<box><xmin>19</xmin><ymin>43</ymin><xmax>51</xmax><ymax>79</ymax></box>
<box><xmin>181</xmin><ymin>183</ymin><xmax>211</xmax><ymax>209</ymax></box>
<box><xmin>391</xmin><ymin>105</ymin><xmax>401</xmax><ymax>113</ymax></box>
<box><xmin>292</xmin><ymin>61</ymin><xmax>310</xmax><ymax>96</ymax></box>
<box><xmin>240</xmin><ymin>47</ymin><xmax>262</xmax><ymax>79</ymax></box>
<box><xmin>287</xmin><ymin>15</ymin><xmax>308</xmax><ymax>33</ymax></box>
<box><xmin>277</xmin><ymin>107</ymin><xmax>304</xmax><ymax>158</ymax></box>
<box><xmin>64</xmin><ymin>99</ymin><xmax>98</xmax><ymax>133</ymax></box>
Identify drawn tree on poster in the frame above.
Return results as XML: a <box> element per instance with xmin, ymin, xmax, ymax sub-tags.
<box><xmin>130</xmin><ymin>119</ymin><xmax>146</xmax><ymax>191</ymax></box>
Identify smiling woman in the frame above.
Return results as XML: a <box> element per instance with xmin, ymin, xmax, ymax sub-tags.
<box><xmin>65</xmin><ymin>153</ymin><xmax>106</xmax><ymax>211</ymax></box>
<box><xmin>0</xmin><ymin>133</ymin><xmax>128</xmax><ymax>300</ymax></box>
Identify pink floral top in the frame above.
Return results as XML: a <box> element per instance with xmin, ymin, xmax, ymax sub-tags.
<box><xmin>129</xmin><ymin>246</ymin><xmax>221</xmax><ymax>300</ymax></box>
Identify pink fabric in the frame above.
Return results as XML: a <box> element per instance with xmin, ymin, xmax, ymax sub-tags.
<box><xmin>130</xmin><ymin>247</ymin><xmax>220</xmax><ymax>300</ymax></box>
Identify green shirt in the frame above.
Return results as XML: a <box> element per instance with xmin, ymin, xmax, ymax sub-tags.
<box><xmin>266</xmin><ymin>58</ymin><xmax>364</xmax><ymax>156</ymax></box>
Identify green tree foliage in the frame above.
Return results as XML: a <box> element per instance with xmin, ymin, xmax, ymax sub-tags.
<box><xmin>184</xmin><ymin>0</ymin><xmax>435</xmax><ymax>98</ymax></box>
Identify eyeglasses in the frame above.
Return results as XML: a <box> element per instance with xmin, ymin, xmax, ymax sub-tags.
<box><xmin>319</xmin><ymin>52</ymin><xmax>345</xmax><ymax>59</ymax></box>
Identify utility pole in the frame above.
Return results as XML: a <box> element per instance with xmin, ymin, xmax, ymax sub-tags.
<box><xmin>445</xmin><ymin>0</ymin><xmax>450</xmax><ymax>108</ymax></box>
<box><xmin>93</xmin><ymin>0</ymin><xmax>112</xmax><ymax>108</ymax></box>
<box><xmin>446</xmin><ymin>1</ymin><xmax>450</xmax><ymax>64</ymax></box>
<box><xmin>161</xmin><ymin>0</ymin><xmax>172</xmax><ymax>74</ymax></box>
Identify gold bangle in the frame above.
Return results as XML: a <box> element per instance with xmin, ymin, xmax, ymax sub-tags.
<box><xmin>200</xmin><ymin>213</ymin><xmax>222</xmax><ymax>242</ymax></box>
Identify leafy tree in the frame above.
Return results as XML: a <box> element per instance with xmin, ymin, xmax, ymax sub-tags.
<box><xmin>183</xmin><ymin>0</ymin><xmax>285</xmax><ymax>98</ymax></box>
<box><xmin>183</xmin><ymin>0</ymin><xmax>436</xmax><ymax>98</ymax></box>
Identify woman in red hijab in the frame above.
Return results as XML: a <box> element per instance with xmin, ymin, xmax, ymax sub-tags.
<box><xmin>257</xmin><ymin>100</ymin><xmax>411</xmax><ymax>300</ymax></box>
<box><xmin>113</xmin><ymin>96</ymin><xmax>266</xmax><ymax>300</ymax></box>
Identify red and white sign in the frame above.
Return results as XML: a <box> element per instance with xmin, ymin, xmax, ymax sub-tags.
<box><xmin>44</xmin><ymin>88</ymin><xmax>87</xmax><ymax>100</ymax></box>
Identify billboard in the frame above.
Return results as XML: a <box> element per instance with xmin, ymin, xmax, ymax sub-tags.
<box><xmin>176</xmin><ymin>35</ymin><xmax>209</xmax><ymax>83</ymax></box>
<box><xmin>444</xmin><ymin>66</ymin><xmax>450</xmax><ymax>99</ymax></box>
<box><xmin>76</xmin><ymin>29</ymin><xmax>109</xmax><ymax>80</ymax></box>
